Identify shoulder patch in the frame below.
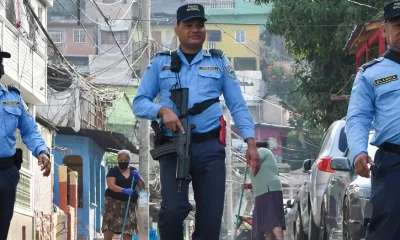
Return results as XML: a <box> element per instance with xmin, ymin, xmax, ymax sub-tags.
<box><xmin>6</xmin><ymin>84</ymin><xmax>20</xmax><ymax>94</ymax></box>
<box><xmin>224</xmin><ymin>61</ymin><xmax>236</xmax><ymax>79</ymax></box>
<box><xmin>209</xmin><ymin>49</ymin><xmax>225</xmax><ymax>58</ymax></box>
<box><xmin>358</xmin><ymin>57</ymin><xmax>384</xmax><ymax>72</ymax></box>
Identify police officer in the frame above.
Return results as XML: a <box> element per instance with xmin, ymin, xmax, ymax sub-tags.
<box><xmin>0</xmin><ymin>48</ymin><xmax>51</xmax><ymax>239</ymax></box>
<box><xmin>133</xmin><ymin>3</ymin><xmax>260</xmax><ymax>240</ymax></box>
<box><xmin>346</xmin><ymin>1</ymin><xmax>400</xmax><ymax>239</ymax></box>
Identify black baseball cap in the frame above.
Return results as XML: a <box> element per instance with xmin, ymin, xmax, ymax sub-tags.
<box><xmin>176</xmin><ymin>4</ymin><xmax>207</xmax><ymax>24</ymax></box>
<box><xmin>384</xmin><ymin>0</ymin><xmax>400</xmax><ymax>21</ymax></box>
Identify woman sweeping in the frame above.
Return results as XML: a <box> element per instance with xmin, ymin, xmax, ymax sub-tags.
<box><xmin>242</xmin><ymin>141</ymin><xmax>285</xmax><ymax>240</ymax></box>
<box><xmin>102</xmin><ymin>150</ymin><xmax>145</xmax><ymax>240</ymax></box>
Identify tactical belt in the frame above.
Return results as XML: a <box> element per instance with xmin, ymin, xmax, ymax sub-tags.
<box><xmin>379</xmin><ymin>142</ymin><xmax>400</xmax><ymax>155</ymax></box>
<box><xmin>0</xmin><ymin>155</ymin><xmax>17</xmax><ymax>170</ymax></box>
<box><xmin>163</xmin><ymin>127</ymin><xmax>220</xmax><ymax>144</ymax></box>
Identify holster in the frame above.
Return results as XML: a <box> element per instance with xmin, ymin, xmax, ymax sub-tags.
<box><xmin>0</xmin><ymin>148</ymin><xmax>23</xmax><ymax>170</ymax></box>
<box><xmin>219</xmin><ymin>116</ymin><xmax>226</xmax><ymax>147</ymax></box>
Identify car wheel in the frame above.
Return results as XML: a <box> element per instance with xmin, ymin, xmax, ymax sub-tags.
<box><xmin>319</xmin><ymin>200</ymin><xmax>328</xmax><ymax>240</ymax></box>
<box><xmin>295</xmin><ymin>206</ymin><xmax>307</xmax><ymax>240</ymax></box>
<box><xmin>308</xmin><ymin>206</ymin><xmax>320</xmax><ymax>239</ymax></box>
<box><xmin>343</xmin><ymin>197</ymin><xmax>358</xmax><ymax>240</ymax></box>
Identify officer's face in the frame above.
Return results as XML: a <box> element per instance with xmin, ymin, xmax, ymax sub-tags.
<box><xmin>383</xmin><ymin>17</ymin><xmax>400</xmax><ymax>51</ymax></box>
<box><xmin>175</xmin><ymin>18</ymin><xmax>206</xmax><ymax>49</ymax></box>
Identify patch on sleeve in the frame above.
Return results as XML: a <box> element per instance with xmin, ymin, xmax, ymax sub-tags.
<box><xmin>224</xmin><ymin>62</ymin><xmax>236</xmax><ymax>79</ymax></box>
<box><xmin>374</xmin><ymin>74</ymin><xmax>398</xmax><ymax>86</ymax></box>
<box><xmin>21</xmin><ymin>100</ymin><xmax>32</xmax><ymax>116</ymax></box>
<box><xmin>351</xmin><ymin>82</ymin><xmax>358</xmax><ymax>93</ymax></box>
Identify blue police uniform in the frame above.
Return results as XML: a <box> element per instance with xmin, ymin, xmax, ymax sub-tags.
<box><xmin>0</xmin><ymin>62</ymin><xmax>50</xmax><ymax>237</ymax></box>
<box><xmin>133</xmin><ymin>5</ymin><xmax>254</xmax><ymax>240</ymax></box>
<box><xmin>346</xmin><ymin>2</ymin><xmax>400</xmax><ymax>239</ymax></box>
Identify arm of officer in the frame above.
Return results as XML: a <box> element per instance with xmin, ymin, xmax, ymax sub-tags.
<box><xmin>17</xmin><ymin>98</ymin><xmax>50</xmax><ymax>158</ymax></box>
<box><xmin>346</xmin><ymin>71</ymin><xmax>375</xmax><ymax>166</ymax></box>
<box><xmin>221</xmin><ymin>57</ymin><xmax>255</xmax><ymax>141</ymax></box>
<box><xmin>132</xmin><ymin>60</ymin><xmax>163</xmax><ymax>120</ymax></box>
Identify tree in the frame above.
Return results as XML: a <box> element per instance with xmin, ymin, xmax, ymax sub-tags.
<box><xmin>265</xmin><ymin>65</ymin><xmax>323</xmax><ymax>169</ymax></box>
<box><xmin>255</xmin><ymin>0</ymin><xmax>386</xmax><ymax>128</ymax></box>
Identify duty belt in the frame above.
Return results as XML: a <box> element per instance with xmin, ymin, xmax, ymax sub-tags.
<box><xmin>379</xmin><ymin>142</ymin><xmax>400</xmax><ymax>154</ymax></box>
<box><xmin>0</xmin><ymin>149</ymin><xmax>23</xmax><ymax>170</ymax></box>
<box><xmin>163</xmin><ymin>127</ymin><xmax>220</xmax><ymax>144</ymax></box>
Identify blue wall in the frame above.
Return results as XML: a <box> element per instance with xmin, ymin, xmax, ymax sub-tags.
<box><xmin>53</xmin><ymin>134</ymin><xmax>106</xmax><ymax>239</ymax></box>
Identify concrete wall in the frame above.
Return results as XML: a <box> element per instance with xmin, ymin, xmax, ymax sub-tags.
<box><xmin>8</xmin><ymin>213</ymin><xmax>33</xmax><ymax>240</ymax></box>
<box><xmin>53</xmin><ymin>134</ymin><xmax>106</xmax><ymax>239</ymax></box>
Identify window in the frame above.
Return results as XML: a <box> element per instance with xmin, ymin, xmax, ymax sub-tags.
<box><xmin>5</xmin><ymin>0</ymin><xmax>16</xmax><ymax>25</ymax></box>
<box><xmin>73</xmin><ymin>29</ymin><xmax>87</xmax><ymax>43</ymax></box>
<box><xmin>49</xmin><ymin>29</ymin><xmax>64</xmax><ymax>43</ymax></box>
<box><xmin>207</xmin><ymin>30</ymin><xmax>221</xmax><ymax>42</ymax></box>
<box><xmin>101</xmin><ymin>30</ymin><xmax>128</xmax><ymax>44</ymax></box>
<box><xmin>207</xmin><ymin>42</ymin><xmax>216</xmax><ymax>49</ymax></box>
<box><xmin>235</xmin><ymin>30</ymin><xmax>246</xmax><ymax>43</ymax></box>
<box><xmin>233</xmin><ymin>57</ymin><xmax>257</xmax><ymax>70</ymax></box>
<box><xmin>38</xmin><ymin>7</ymin><xmax>43</xmax><ymax>24</ymax></box>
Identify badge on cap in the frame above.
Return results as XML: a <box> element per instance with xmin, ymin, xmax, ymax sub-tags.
<box><xmin>187</xmin><ymin>4</ymin><xmax>200</xmax><ymax>11</ymax></box>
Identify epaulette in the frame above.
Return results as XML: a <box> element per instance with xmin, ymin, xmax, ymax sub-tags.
<box><xmin>209</xmin><ymin>49</ymin><xmax>225</xmax><ymax>58</ymax></box>
<box><xmin>6</xmin><ymin>84</ymin><xmax>20</xmax><ymax>94</ymax></box>
<box><xmin>358</xmin><ymin>57</ymin><xmax>384</xmax><ymax>72</ymax></box>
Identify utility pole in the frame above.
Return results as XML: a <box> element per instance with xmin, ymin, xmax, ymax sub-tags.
<box><xmin>225</xmin><ymin>109</ymin><xmax>234</xmax><ymax>239</ymax></box>
<box><xmin>135</xmin><ymin>0</ymin><xmax>151</xmax><ymax>239</ymax></box>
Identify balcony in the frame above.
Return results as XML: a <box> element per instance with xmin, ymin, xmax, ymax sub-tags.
<box><xmin>0</xmin><ymin>15</ymin><xmax>47</xmax><ymax>104</ymax></box>
<box><xmin>186</xmin><ymin>0</ymin><xmax>235</xmax><ymax>9</ymax></box>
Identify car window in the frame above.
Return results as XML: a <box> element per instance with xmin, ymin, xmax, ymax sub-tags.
<box><xmin>338</xmin><ymin>126</ymin><xmax>348</xmax><ymax>152</ymax></box>
<box><xmin>318</xmin><ymin>125</ymin><xmax>334</xmax><ymax>156</ymax></box>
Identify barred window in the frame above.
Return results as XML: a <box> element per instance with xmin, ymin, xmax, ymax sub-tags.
<box><xmin>73</xmin><ymin>29</ymin><xmax>87</xmax><ymax>43</ymax></box>
<box><xmin>49</xmin><ymin>29</ymin><xmax>64</xmax><ymax>43</ymax></box>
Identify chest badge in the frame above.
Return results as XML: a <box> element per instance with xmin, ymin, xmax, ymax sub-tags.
<box><xmin>199</xmin><ymin>66</ymin><xmax>219</xmax><ymax>71</ymax></box>
<box><xmin>3</xmin><ymin>101</ymin><xmax>19</xmax><ymax>106</ymax></box>
<box><xmin>374</xmin><ymin>74</ymin><xmax>398</xmax><ymax>86</ymax></box>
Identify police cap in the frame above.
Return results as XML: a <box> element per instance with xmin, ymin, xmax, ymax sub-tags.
<box><xmin>177</xmin><ymin>4</ymin><xmax>207</xmax><ymax>24</ymax></box>
<box><xmin>0</xmin><ymin>46</ymin><xmax>10</xmax><ymax>59</ymax></box>
<box><xmin>384</xmin><ymin>0</ymin><xmax>400</xmax><ymax>21</ymax></box>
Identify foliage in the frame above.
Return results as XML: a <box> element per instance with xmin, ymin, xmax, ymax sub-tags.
<box><xmin>255</xmin><ymin>0</ymin><xmax>387</xmax><ymax>128</ymax></box>
<box><xmin>104</xmin><ymin>152</ymin><xmax>118</xmax><ymax>163</ymax></box>
<box><xmin>265</xmin><ymin>65</ymin><xmax>324</xmax><ymax>169</ymax></box>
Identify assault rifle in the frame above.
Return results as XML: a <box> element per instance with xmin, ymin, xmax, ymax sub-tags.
<box><xmin>150</xmin><ymin>88</ymin><xmax>196</xmax><ymax>192</ymax></box>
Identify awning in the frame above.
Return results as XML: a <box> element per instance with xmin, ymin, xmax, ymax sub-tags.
<box><xmin>344</xmin><ymin>20</ymin><xmax>382</xmax><ymax>55</ymax></box>
<box><xmin>57</xmin><ymin>127</ymin><xmax>138</xmax><ymax>154</ymax></box>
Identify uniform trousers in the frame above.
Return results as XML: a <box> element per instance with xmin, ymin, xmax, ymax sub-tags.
<box><xmin>366</xmin><ymin>149</ymin><xmax>400</xmax><ymax>240</ymax></box>
<box><xmin>0</xmin><ymin>165</ymin><xmax>20</xmax><ymax>240</ymax></box>
<box><xmin>158</xmin><ymin>139</ymin><xmax>226</xmax><ymax>240</ymax></box>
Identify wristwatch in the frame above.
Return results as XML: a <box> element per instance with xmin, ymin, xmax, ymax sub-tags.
<box><xmin>39</xmin><ymin>150</ymin><xmax>50</xmax><ymax>159</ymax></box>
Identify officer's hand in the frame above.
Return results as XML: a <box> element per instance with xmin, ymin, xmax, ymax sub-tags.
<box><xmin>159</xmin><ymin>107</ymin><xmax>185</xmax><ymax>134</ymax></box>
<box><xmin>38</xmin><ymin>153</ymin><xmax>51</xmax><ymax>177</ymax></box>
<box><xmin>354</xmin><ymin>152</ymin><xmax>375</xmax><ymax>178</ymax></box>
<box><xmin>122</xmin><ymin>188</ymin><xmax>134</xmax><ymax>196</ymax></box>
<box><xmin>245</xmin><ymin>140</ymin><xmax>261</xmax><ymax>176</ymax></box>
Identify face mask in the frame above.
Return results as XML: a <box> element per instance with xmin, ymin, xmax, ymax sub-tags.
<box><xmin>118</xmin><ymin>162</ymin><xmax>129</xmax><ymax>169</ymax></box>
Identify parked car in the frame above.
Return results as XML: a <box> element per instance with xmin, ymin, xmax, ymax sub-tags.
<box><xmin>301</xmin><ymin>119</ymin><xmax>348</xmax><ymax>239</ymax></box>
<box><xmin>319</xmin><ymin>130</ymin><xmax>376</xmax><ymax>240</ymax></box>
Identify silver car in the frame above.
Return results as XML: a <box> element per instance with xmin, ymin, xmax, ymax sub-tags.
<box><xmin>320</xmin><ymin>130</ymin><xmax>376</xmax><ymax>240</ymax></box>
<box><xmin>303</xmin><ymin>119</ymin><xmax>348</xmax><ymax>239</ymax></box>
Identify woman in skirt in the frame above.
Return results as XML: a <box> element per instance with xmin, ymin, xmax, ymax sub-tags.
<box><xmin>242</xmin><ymin>141</ymin><xmax>285</xmax><ymax>240</ymax></box>
<box><xmin>102</xmin><ymin>149</ymin><xmax>145</xmax><ymax>240</ymax></box>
